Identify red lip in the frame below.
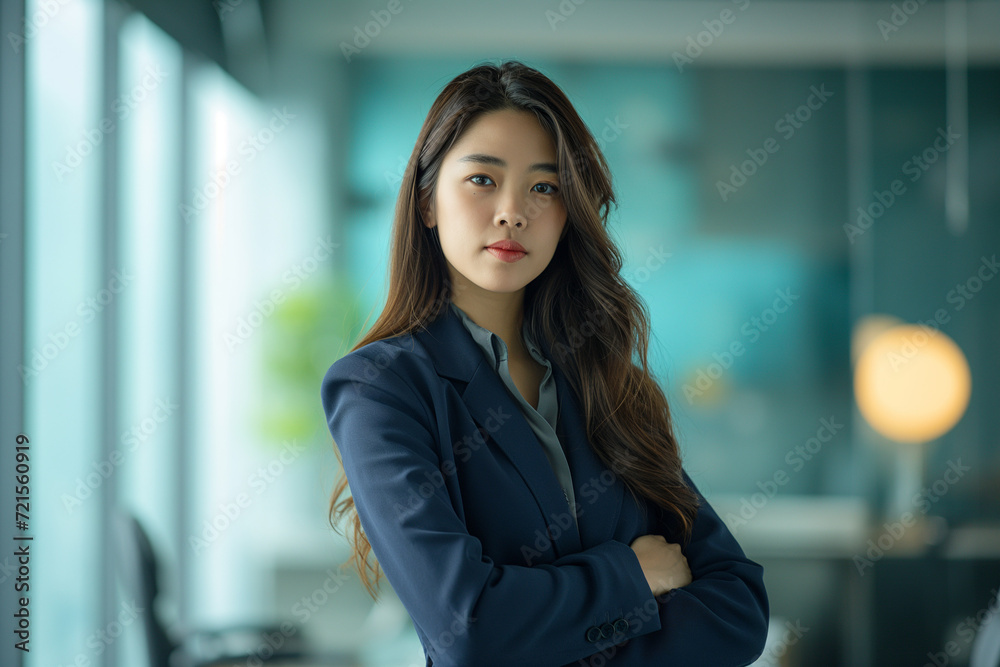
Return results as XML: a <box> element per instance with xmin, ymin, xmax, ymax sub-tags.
<box><xmin>486</xmin><ymin>240</ymin><xmax>526</xmax><ymax>253</ymax></box>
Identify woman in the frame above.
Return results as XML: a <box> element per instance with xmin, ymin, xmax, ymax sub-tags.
<box><xmin>321</xmin><ymin>59</ymin><xmax>768</xmax><ymax>667</ymax></box>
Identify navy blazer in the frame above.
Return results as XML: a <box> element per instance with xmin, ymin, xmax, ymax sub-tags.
<box><xmin>321</xmin><ymin>303</ymin><xmax>768</xmax><ymax>667</ymax></box>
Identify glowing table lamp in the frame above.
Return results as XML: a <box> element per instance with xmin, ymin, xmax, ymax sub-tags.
<box><xmin>853</xmin><ymin>322</ymin><xmax>972</xmax><ymax>518</ymax></box>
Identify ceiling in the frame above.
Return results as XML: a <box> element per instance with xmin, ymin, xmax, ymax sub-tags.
<box><xmin>125</xmin><ymin>0</ymin><xmax>999</xmax><ymax>97</ymax></box>
<box><xmin>261</xmin><ymin>0</ymin><xmax>1000</xmax><ymax>66</ymax></box>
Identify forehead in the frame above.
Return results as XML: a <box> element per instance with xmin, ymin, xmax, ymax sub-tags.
<box><xmin>447</xmin><ymin>109</ymin><xmax>557</xmax><ymax>160</ymax></box>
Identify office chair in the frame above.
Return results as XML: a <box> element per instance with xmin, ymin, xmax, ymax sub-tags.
<box><xmin>113</xmin><ymin>511</ymin><xmax>359</xmax><ymax>667</ymax></box>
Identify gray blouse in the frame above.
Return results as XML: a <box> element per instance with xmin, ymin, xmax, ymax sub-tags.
<box><xmin>449</xmin><ymin>302</ymin><xmax>579</xmax><ymax>529</ymax></box>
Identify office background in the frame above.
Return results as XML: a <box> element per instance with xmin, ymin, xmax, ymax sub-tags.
<box><xmin>1</xmin><ymin>0</ymin><xmax>998</xmax><ymax>665</ymax></box>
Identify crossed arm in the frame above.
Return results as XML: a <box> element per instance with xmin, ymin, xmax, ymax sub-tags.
<box><xmin>580</xmin><ymin>471</ymin><xmax>770</xmax><ymax>666</ymax></box>
<box><xmin>321</xmin><ymin>350</ymin><xmax>768</xmax><ymax>667</ymax></box>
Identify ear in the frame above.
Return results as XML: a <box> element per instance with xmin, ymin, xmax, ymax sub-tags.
<box><xmin>421</xmin><ymin>200</ymin><xmax>436</xmax><ymax>229</ymax></box>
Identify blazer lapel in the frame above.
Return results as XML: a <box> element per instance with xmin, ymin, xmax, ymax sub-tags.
<box><xmin>544</xmin><ymin>352</ymin><xmax>626</xmax><ymax>551</ymax></box>
<box><xmin>418</xmin><ymin>305</ymin><xmax>624</xmax><ymax>558</ymax></box>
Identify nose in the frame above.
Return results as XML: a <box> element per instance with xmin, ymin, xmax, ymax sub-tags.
<box><xmin>494</xmin><ymin>187</ymin><xmax>526</xmax><ymax>228</ymax></box>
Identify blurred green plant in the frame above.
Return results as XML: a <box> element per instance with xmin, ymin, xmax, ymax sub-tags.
<box><xmin>255</xmin><ymin>270</ymin><xmax>366</xmax><ymax>449</ymax></box>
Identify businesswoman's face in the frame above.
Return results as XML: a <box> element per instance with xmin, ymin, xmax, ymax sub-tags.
<box><xmin>424</xmin><ymin>109</ymin><xmax>567</xmax><ymax>299</ymax></box>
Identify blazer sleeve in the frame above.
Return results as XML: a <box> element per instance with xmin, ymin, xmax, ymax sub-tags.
<box><xmin>579</xmin><ymin>472</ymin><xmax>770</xmax><ymax>666</ymax></box>
<box><xmin>320</xmin><ymin>349</ymin><xmax>663</xmax><ymax>667</ymax></box>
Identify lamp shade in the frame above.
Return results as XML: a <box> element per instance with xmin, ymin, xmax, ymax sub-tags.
<box><xmin>854</xmin><ymin>324</ymin><xmax>971</xmax><ymax>443</ymax></box>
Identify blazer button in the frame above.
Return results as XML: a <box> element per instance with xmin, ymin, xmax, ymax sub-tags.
<box><xmin>600</xmin><ymin>622</ymin><xmax>615</xmax><ymax>639</ymax></box>
<box><xmin>585</xmin><ymin>626</ymin><xmax>602</xmax><ymax>643</ymax></box>
<box><xmin>613</xmin><ymin>618</ymin><xmax>630</xmax><ymax>634</ymax></box>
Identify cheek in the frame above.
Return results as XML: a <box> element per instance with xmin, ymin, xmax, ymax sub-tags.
<box><xmin>542</xmin><ymin>202</ymin><xmax>568</xmax><ymax>237</ymax></box>
<box><xmin>443</xmin><ymin>190</ymin><xmax>489</xmax><ymax>222</ymax></box>
<box><xmin>437</xmin><ymin>216</ymin><xmax>478</xmax><ymax>257</ymax></box>
<box><xmin>465</xmin><ymin>193</ymin><xmax>494</xmax><ymax>218</ymax></box>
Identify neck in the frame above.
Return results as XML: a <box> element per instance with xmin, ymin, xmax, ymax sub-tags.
<box><xmin>451</xmin><ymin>288</ymin><xmax>529</xmax><ymax>361</ymax></box>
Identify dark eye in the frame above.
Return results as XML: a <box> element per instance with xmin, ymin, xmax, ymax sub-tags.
<box><xmin>534</xmin><ymin>183</ymin><xmax>559</xmax><ymax>195</ymax></box>
<box><xmin>470</xmin><ymin>174</ymin><xmax>494</xmax><ymax>186</ymax></box>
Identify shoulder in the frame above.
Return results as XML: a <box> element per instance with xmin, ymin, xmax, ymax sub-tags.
<box><xmin>319</xmin><ymin>329</ymin><xmax>455</xmax><ymax>460</ymax></box>
<box><xmin>320</xmin><ymin>329</ymin><xmax>441</xmax><ymax>415</ymax></box>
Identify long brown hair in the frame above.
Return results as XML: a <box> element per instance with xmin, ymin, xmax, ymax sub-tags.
<box><xmin>328</xmin><ymin>59</ymin><xmax>699</xmax><ymax>600</ymax></box>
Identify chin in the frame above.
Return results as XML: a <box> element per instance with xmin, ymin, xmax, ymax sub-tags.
<box><xmin>472</xmin><ymin>273</ymin><xmax>534</xmax><ymax>293</ymax></box>
<box><xmin>477</xmin><ymin>282</ymin><xmax>529</xmax><ymax>295</ymax></box>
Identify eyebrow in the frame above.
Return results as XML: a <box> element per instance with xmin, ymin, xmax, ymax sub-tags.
<box><xmin>456</xmin><ymin>153</ymin><xmax>558</xmax><ymax>175</ymax></box>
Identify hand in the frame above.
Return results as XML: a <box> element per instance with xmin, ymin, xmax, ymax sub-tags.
<box><xmin>629</xmin><ymin>534</ymin><xmax>692</xmax><ymax>596</ymax></box>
